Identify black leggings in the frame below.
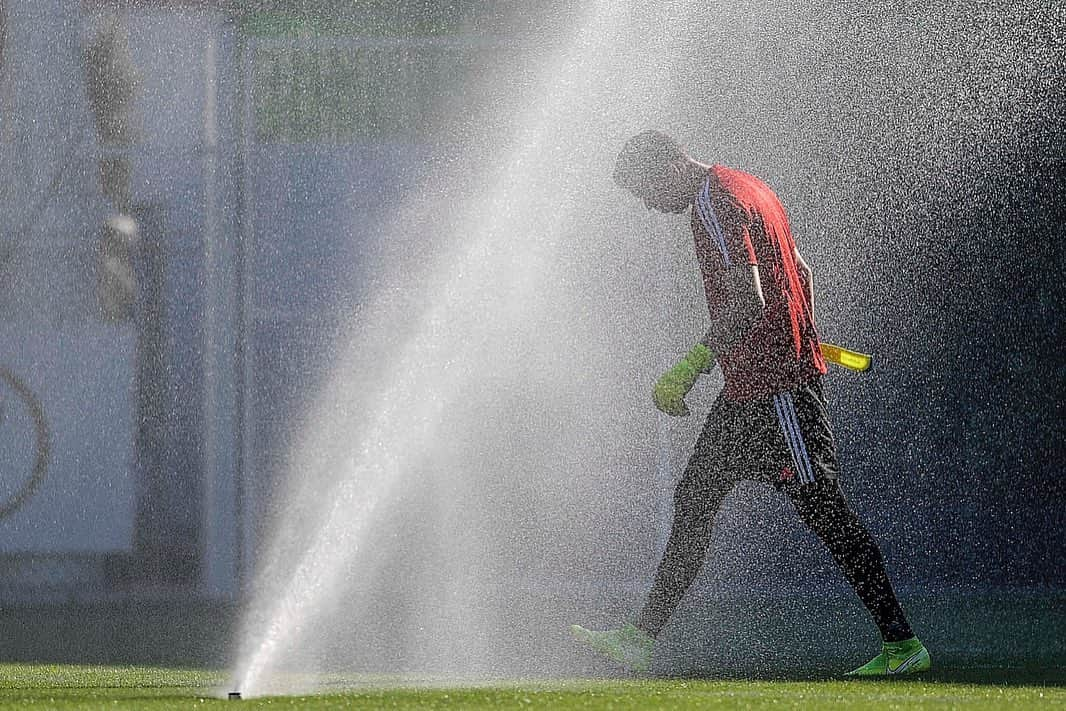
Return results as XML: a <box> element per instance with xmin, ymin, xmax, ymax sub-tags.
<box><xmin>635</xmin><ymin>477</ymin><xmax>913</xmax><ymax>642</ymax></box>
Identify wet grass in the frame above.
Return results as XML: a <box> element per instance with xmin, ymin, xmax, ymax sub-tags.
<box><xmin>0</xmin><ymin>664</ymin><xmax>1064</xmax><ymax>710</ymax></box>
<box><xmin>0</xmin><ymin>591</ymin><xmax>1061</xmax><ymax>707</ymax></box>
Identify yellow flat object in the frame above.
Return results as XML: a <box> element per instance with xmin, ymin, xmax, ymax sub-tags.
<box><xmin>820</xmin><ymin>342</ymin><xmax>872</xmax><ymax>372</ymax></box>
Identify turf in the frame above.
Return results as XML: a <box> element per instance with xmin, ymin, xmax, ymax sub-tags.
<box><xmin>0</xmin><ymin>665</ymin><xmax>1063</xmax><ymax>710</ymax></box>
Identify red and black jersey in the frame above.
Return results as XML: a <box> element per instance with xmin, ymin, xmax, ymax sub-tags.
<box><xmin>691</xmin><ymin>165</ymin><xmax>826</xmax><ymax>401</ymax></box>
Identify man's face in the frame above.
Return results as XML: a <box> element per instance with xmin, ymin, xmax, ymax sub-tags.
<box><xmin>631</xmin><ymin>161</ymin><xmax>690</xmax><ymax>214</ymax></box>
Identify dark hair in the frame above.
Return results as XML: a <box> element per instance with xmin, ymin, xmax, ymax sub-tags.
<box><xmin>613</xmin><ymin>130</ymin><xmax>686</xmax><ymax>192</ymax></box>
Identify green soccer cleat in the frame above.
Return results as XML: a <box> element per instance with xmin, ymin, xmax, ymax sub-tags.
<box><xmin>846</xmin><ymin>636</ymin><xmax>931</xmax><ymax>676</ymax></box>
<box><xmin>570</xmin><ymin>623</ymin><xmax>655</xmax><ymax>673</ymax></box>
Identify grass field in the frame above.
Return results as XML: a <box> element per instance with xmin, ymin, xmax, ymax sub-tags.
<box><xmin>0</xmin><ymin>664</ymin><xmax>1064</xmax><ymax>710</ymax></box>
<box><xmin>1</xmin><ymin>592</ymin><xmax>1062</xmax><ymax>708</ymax></box>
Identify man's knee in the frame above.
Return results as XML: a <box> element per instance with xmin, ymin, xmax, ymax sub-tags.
<box><xmin>789</xmin><ymin>479</ymin><xmax>863</xmax><ymax>539</ymax></box>
<box><xmin>673</xmin><ymin>467</ymin><xmax>731</xmax><ymax>511</ymax></box>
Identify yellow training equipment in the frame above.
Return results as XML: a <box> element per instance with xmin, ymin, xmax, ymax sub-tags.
<box><xmin>820</xmin><ymin>342</ymin><xmax>872</xmax><ymax>373</ymax></box>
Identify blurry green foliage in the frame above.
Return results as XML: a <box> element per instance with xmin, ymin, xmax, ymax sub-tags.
<box><xmin>251</xmin><ymin>43</ymin><xmax>482</xmax><ymax>144</ymax></box>
<box><xmin>239</xmin><ymin>1</ymin><xmax>474</xmax><ymax>38</ymax></box>
<box><xmin>239</xmin><ymin>2</ymin><xmax>522</xmax><ymax>144</ymax></box>
<box><xmin>240</xmin><ymin>1</ymin><xmax>508</xmax><ymax>143</ymax></box>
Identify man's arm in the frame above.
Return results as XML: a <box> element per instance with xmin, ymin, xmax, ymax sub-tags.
<box><xmin>653</xmin><ymin>266</ymin><xmax>763</xmax><ymax>417</ymax></box>
<box><xmin>794</xmin><ymin>248</ymin><xmax>814</xmax><ymax>313</ymax></box>
<box><xmin>700</xmin><ymin>264</ymin><xmax>765</xmax><ymax>357</ymax></box>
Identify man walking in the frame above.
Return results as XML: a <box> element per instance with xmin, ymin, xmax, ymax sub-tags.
<box><xmin>571</xmin><ymin>130</ymin><xmax>929</xmax><ymax>677</ymax></box>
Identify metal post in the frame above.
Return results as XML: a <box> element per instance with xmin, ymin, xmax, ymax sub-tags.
<box><xmin>234</xmin><ymin>29</ymin><xmax>258</xmax><ymax>591</ymax></box>
<box><xmin>0</xmin><ymin>0</ymin><xmax>7</xmax><ymax>143</ymax></box>
<box><xmin>0</xmin><ymin>0</ymin><xmax>7</xmax><ymax>93</ymax></box>
<box><xmin>200</xmin><ymin>21</ymin><xmax>242</xmax><ymax>598</ymax></box>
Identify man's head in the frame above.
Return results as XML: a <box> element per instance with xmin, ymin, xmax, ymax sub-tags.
<box><xmin>613</xmin><ymin>130</ymin><xmax>696</xmax><ymax>213</ymax></box>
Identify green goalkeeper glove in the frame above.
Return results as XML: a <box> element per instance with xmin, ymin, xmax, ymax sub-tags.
<box><xmin>653</xmin><ymin>343</ymin><xmax>714</xmax><ymax>417</ymax></box>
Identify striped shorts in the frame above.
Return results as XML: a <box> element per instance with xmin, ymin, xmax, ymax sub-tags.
<box><xmin>685</xmin><ymin>376</ymin><xmax>839</xmax><ymax>489</ymax></box>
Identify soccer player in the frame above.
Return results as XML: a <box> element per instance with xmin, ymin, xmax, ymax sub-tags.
<box><xmin>570</xmin><ymin>130</ymin><xmax>930</xmax><ymax>677</ymax></box>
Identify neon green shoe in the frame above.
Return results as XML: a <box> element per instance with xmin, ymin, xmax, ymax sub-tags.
<box><xmin>846</xmin><ymin>637</ymin><xmax>931</xmax><ymax>676</ymax></box>
<box><xmin>570</xmin><ymin>623</ymin><xmax>654</xmax><ymax>673</ymax></box>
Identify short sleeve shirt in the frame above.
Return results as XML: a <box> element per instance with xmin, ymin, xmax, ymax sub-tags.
<box><xmin>691</xmin><ymin>165</ymin><xmax>826</xmax><ymax>401</ymax></box>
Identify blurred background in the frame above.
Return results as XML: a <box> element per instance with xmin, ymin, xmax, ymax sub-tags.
<box><xmin>0</xmin><ymin>0</ymin><xmax>1062</xmax><ymax>678</ymax></box>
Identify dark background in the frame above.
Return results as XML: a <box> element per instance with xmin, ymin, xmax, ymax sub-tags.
<box><xmin>806</xmin><ymin>6</ymin><xmax>1066</xmax><ymax>588</ymax></box>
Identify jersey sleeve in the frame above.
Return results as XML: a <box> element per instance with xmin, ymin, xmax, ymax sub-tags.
<box><xmin>716</xmin><ymin>197</ymin><xmax>758</xmax><ymax>267</ymax></box>
<box><xmin>695</xmin><ymin>181</ymin><xmax>758</xmax><ymax>268</ymax></box>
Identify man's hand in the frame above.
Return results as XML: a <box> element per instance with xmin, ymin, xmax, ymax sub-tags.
<box><xmin>653</xmin><ymin>343</ymin><xmax>714</xmax><ymax>417</ymax></box>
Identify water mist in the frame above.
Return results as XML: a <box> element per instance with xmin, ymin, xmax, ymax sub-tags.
<box><xmin>230</xmin><ymin>1</ymin><xmax>686</xmax><ymax>696</ymax></box>
<box><xmin>230</xmin><ymin>0</ymin><xmax>1059</xmax><ymax>695</ymax></box>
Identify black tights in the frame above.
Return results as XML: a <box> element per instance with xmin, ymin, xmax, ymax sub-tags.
<box><xmin>636</xmin><ymin>477</ymin><xmax>913</xmax><ymax>642</ymax></box>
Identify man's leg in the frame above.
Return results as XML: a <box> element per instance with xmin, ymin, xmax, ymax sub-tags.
<box><xmin>771</xmin><ymin>379</ymin><xmax>929</xmax><ymax>675</ymax></box>
<box><xmin>571</xmin><ymin>403</ymin><xmax>737</xmax><ymax>670</ymax></box>
<box><xmin>786</xmin><ymin>478</ymin><xmax>930</xmax><ymax>675</ymax></box>
<box><xmin>635</xmin><ymin>464</ymin><xmax>733</xmax><ymax>637</ymax></box>
<box><xmin>570</xmin><ymin>461</ymin><xmax>732</xmax><ymax>672</ymax></box>
<box><xmin>786</xmin><ymin>479</ymin><xmax>913</xmax><ymax>642</ymax></box>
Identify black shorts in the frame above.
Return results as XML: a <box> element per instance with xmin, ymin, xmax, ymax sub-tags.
<box><xmin>685</xmin><ymin>376</ymin><xmax>839</xmax><ymax>490</ymax></box>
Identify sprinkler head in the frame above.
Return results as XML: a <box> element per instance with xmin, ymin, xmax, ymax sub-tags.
<box><xmin>228</xmin><ymin>691</ymin><xmax>242</xmax><ymax>700</ymax></box>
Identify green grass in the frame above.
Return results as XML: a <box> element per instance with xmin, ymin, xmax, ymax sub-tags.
<box><xmin>0</xmin><ymin>593</ymin><xmax>1061</xmax><ymax>708</ymax></box>
<box><xmin>0</xmin><ymin>665</ymin><xmax>1063</xmax><ymax>710</ymax></box>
